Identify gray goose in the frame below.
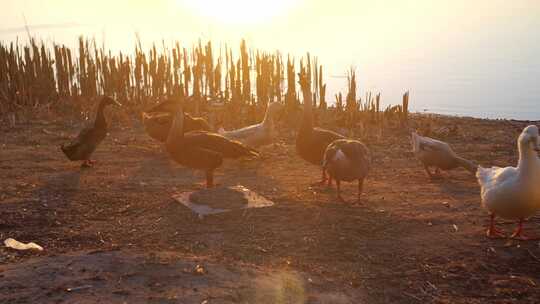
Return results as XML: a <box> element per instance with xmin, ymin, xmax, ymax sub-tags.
<box><xmin>411</xmin><ymin>131</ymin><xmax>477</xmax><ymax>178</ymax></box>
<box><xmin>323</xmin><ymin>139</ymin><xmax>371</xmax><ymax>202</ymax></box>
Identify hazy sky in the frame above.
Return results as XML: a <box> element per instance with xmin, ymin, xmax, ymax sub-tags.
<box><xmin>1</xmin><ymin>0</ymin><xmax>539</xmax><ymax>118</ymax></box>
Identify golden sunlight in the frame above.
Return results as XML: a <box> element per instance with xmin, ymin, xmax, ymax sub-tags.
<box><xmin>180</xmin><ymin>0</ymin><xmax>297</xmax><ymax>24</ymax></box>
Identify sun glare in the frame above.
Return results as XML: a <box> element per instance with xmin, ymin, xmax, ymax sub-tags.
<box><xmin>181</xmin><ymin>0</ymin><xmax>296</xmax><ymax>25</ymax></box>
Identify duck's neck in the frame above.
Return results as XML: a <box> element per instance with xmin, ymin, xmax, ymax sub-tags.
<box><xmin>517</xmin><ymin>141</ymin><xmax>539</xmax><ymax>173</ymax></box>
<box><xmin>455</xmin><ymin>156</ymin><xmax>477</xmax><ymax>175</ymax></box>
<box><xmin>166</xmin><ymin>108</ymin><xmax>184</xmax><ymax>148</ymax></box>
<box><xmin>94</xmin><ymin>101</ymin><xmax>108</xmax><ymax>129</ymax></box>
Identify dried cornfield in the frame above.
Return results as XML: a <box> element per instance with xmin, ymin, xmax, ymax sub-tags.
<box><xmin>0</xmin><ymin>36</ymin><xmax>409</xmax><ymax>135</ymax></box>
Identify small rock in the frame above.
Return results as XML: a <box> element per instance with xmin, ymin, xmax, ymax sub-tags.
<box><xmin>194</xmin><ymin>264</ymin><xmax>206</xmax><ymax>275</ymax></box>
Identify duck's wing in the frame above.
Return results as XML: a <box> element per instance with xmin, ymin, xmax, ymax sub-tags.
<box><xmin>60</xmin><ymin>125</ymin><xmax>101</xmax><ymax>160</ymax></box>
<box><xmin>183</xmin><ymin>131</ymin><xmax>259</xmax><ymax>158</ymax></box>
<box><xmin>340</xmin><ymin>141</ymin><xmax>371</xmax><ymax>171</ymax></box>
<box><xmin>62</xmin><ymin>125</ymin><xmax>95</xmax><ymax>149</ymax></box>
<box><xmin>417</xmin><ymin>136</ymin><xmax>452</xmax><ymax>154</ymax></box>
<box><xmin>168</xmin><ymin>145</ymin><xmax>223</xmax><ymax>170</ymax></box>
<box><xmin>333</xmin><ymin>140</ymin><xmax>367</xmax><ymax>162</ymax></box>
<box><xmin>477</xmin><ymin>166</ymin><xmax>516</xmax><ymax>187</ymax></box>
<box><xmin>477</xmin><ymin>166</ymin><xmax>519</xmax><ymax>208</ymax></box>
<box><xmin>322</xmin><ymin>142</ymin><xmax>340</xmax><ymax>168</ymax></box>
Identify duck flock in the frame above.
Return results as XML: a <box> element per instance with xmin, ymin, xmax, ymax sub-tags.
<box><xmin>60</xmin><ymin>73</ymin><xmax>540</xmax><ymax>241</ymax></box>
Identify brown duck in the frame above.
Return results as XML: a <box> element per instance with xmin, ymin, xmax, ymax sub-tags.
<box><xmin>142</xmin><ymin>98</ymin><xmax>210</xmax><ymax>142</ymax></box>
<box><xmin>296</xmin><ymin>72</ymin><xmax>345</xmax><ymax>184</ymax></box>
<box><xmin>61</xmin><ymin>96</ymin><xmax>121</xmax><ymax>168</ymax></box>
<box><xmin>165</xmin><ymin>102</ymin><xmax>259</xmax><ymax>188</ymax></box>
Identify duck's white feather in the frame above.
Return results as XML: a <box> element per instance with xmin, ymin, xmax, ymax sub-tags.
<box><xmin>333</xmin><ymin>149</ymin><xmax>347</xmax><ymax>162</ymax></box>
<box><xmin>219</xmin><ymin>102</ymin><xmax>282</xmax><ymax>147</ymax></box>
<box><xmin>412</xmin><ymin>132</ymin><xmax>453</xmax><ymax>155</ymax></box>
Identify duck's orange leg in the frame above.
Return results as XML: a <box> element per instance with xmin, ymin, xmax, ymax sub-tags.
<box><xmin>423</xmin><ymin>165</ymin><xmax>434</xmax><ymax>179</ymax></box>
<box><xmin>206</xmin><ymin>171</ymin><xmax>215</xmax><ymax>188</ymax></box>
<box><xmin>327</xmin><ymin>175</ymin><xmax>333</xmax><ymax>187</ymax></box>
<box><xmin>510</xmin><ymin>218</ymin><xmax>538</xmax><ymax>241</ymax></box>
<box><xmin>336</xmin><ymin>180</ymin><xmax>346</xmax><ymax>203</ymax></box>
<box><xmin>81</xmin><ymin>160</ymin><xmax>93</xmax><ymax>168</ymax></box>
<box><xmin>486</xmin><ymin>213</ymin><xmax>506</xmax><ymax>238</ymax></box>
<box><xmin>312</xmin><ymin>168</ymin><xmax>328</xmax><ymax>186</ymax></box>
<box><xmin>356</xmin><ymin>178</ymin><xmax>364</xmax><ymax>203</ymax></box>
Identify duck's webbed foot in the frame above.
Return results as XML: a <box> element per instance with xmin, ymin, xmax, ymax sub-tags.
<box><xmin>81</xmin><ymin>160</ymin><xmax>93</xmax><ymax>168</ymax></box>
<box><xmin>423</xmin><ymin>165</ymin><xmax>434</xmax><ymax>179</ymax></box>
<box><xmin>510</xmin><ymin>219</ymin><xmax>538</xmax><ymax>241</ymax></box>
<box><xmin>320</xmin><ymin>168</ymin><xmax>328</xmax><ymax>185</ymax></box>
<box><xmin>337</xmin><ymin>195</ymin><xmax>347</xmax><ymax>203</ymax></box>
<box><xmin>486</xmin><ymin>226</ymin><xmax>506</xmax><ymax>239</ymax></box>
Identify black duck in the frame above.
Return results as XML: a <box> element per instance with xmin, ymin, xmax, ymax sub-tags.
<box><xmin>61</xmin><ymin>96</ymin><xmax>121</xmax><ymax>168</ymax></box>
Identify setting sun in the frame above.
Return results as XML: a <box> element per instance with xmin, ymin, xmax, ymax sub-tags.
<box><xmin>180</xmin><ymin>0</ymin><xmax>297</xmax><ymax>24</ymax></box>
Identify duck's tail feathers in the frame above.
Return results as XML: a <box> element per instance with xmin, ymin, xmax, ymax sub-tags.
<box><xmin>222</xmin><ymin>140</ymin><xmax>260</xmax><ymax>159</ymax></box>
<box><xmin>456</xmin><ymin>156</ymin><xmax>478</xmax><ymax>175</ymax></box>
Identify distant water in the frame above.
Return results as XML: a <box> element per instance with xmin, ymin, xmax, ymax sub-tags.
<box><xmin>323</xmin><ymin>37</ymin><xmax>540</xmax><ymax>121</ymax></box>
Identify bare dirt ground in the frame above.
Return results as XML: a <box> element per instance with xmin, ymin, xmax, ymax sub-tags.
<box><xmin>1</xmin><ymin>113</ymin><xmax>540</xmax><ymax>303</ymax></box>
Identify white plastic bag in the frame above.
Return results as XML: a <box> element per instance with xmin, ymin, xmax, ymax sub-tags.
<box><xmin>4</xmin><ymin>238</ymin><xmax>43</xmax><ymax>251</ymax></box>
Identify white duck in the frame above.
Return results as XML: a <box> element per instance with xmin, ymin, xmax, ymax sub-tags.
<box><xmin>477</xmin><ymin>125</ymin><xmax>540</xmax><ymax>240</ymax></box>
<box><xmin>218</xmin><ymin>102</ymin><xmax>283</xmax><ymax>147</ymax></box>
<box><xmin>411</xmin><ymin>131</ymin><xmax>477</xmax><ymax>178</ymax></box>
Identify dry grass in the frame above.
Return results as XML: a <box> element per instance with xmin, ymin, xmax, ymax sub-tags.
<box><xmin>0</xmin><ymin>36</ymin><xmax>408</xmax><ymax>136</ymax></box>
